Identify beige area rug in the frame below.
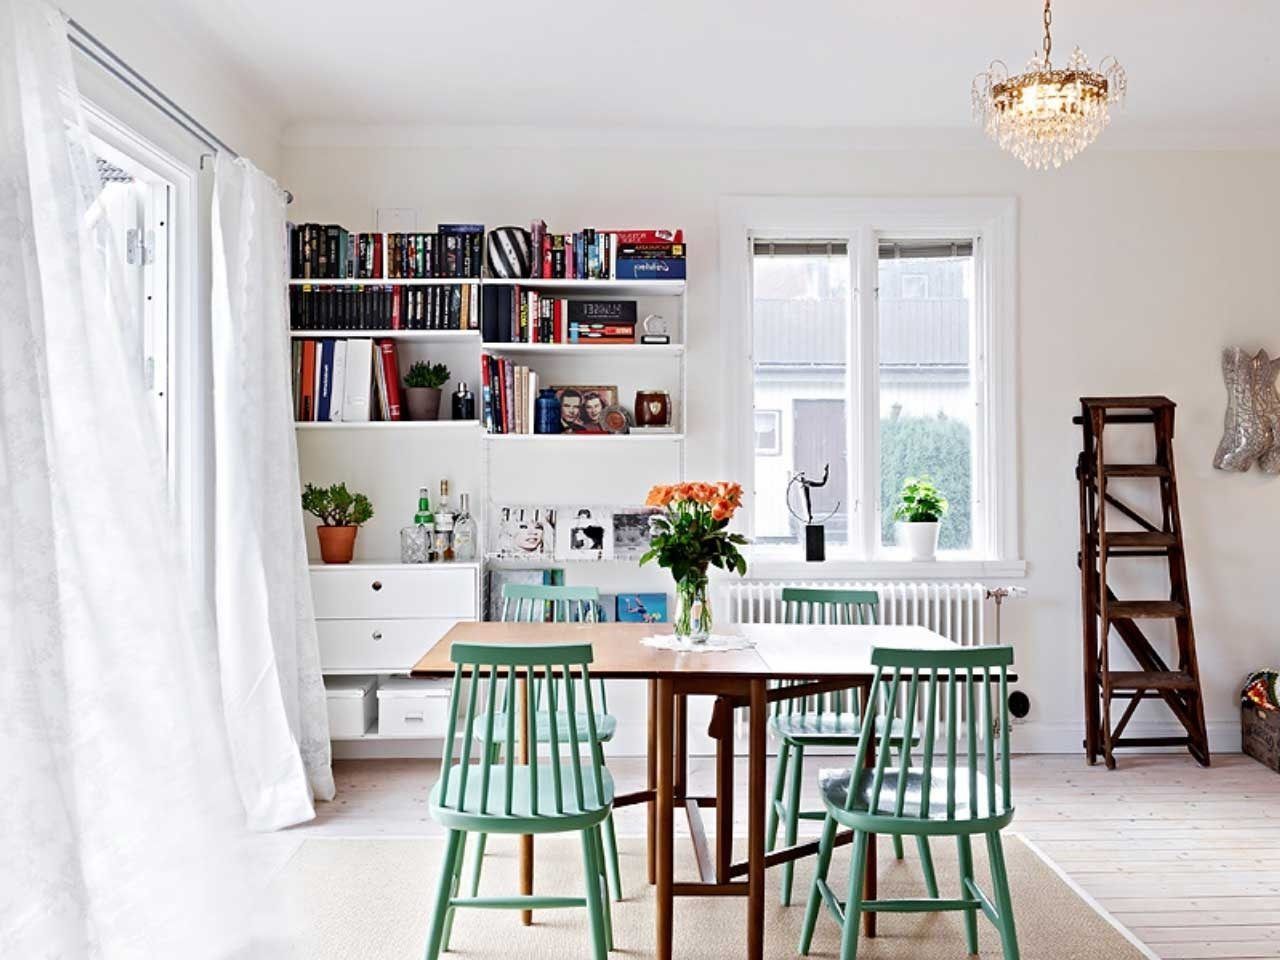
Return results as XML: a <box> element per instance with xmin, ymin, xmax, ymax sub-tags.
<box><xmin>275</xmin><ymin>834</ymin><xmax>1149</xmax><ymax>959</ymax></box>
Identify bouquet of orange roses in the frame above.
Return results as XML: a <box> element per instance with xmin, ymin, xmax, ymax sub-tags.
<box><xmin>641</xmin><ymin>482</ymin><xmax>748</xmax><ymax>641</ymax></box>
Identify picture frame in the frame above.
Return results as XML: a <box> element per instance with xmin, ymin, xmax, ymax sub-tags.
<box><xmin>553</xmin><ymin>384</ymin><xmax>619</xmax><ymax>433</ymax></box>
<box><xmin>616</xmin><ymin>592</ymin><xmax>668</xmax><ymax>624</ymax></box>
<box><xmin>555</xmin><ymin>506</ymin><xmax>614</xmax><ymax>561</ymax></box>
<box><xmin>493</xmin><ymin>505</ymin><xmax>557</xmax><ymax>559</ymax></box>
<box><xmin>484</xmin><ymin>568</ymin><xmax>564</xmax><ymax>621</ymax></box>
<box><xmin>612</xmin><ymin>507</ymin><xmax>660</xmax><ymax>560</ymax></box>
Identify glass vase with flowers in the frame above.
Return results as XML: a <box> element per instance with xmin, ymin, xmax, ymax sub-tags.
<box><xmin>640</xmin><ymin>482</ymin><xmax>748</xmax><ymax>643</ymax></box>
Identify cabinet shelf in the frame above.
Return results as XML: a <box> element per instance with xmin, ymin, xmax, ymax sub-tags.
<box><xmin>290</xmin><ymin>329</ymin><xmax>479</xmax><ymax>341</ymax></box>
<box><xmin>482</xmin><ymin>278</ymin><xmax>685</xmax><ymax>297</ymax></box>
<box><xmin>288</xmin><ymin>278</ymin><xmax>479</xmax><ymax>287</ymax></box>
<box><xmin>481</xmin><ymin>342</ymin><xmax>682</xmax><ymax>356</ymax></box>
<box><xmin>296</xmin><ymin>420</ymin><xmax>481</xmax><ymax>431</ymax></box>
<box><xmin>483</xmin><ymin>432</ymin><xmax>683</xmax><ymax>443</ymax></box>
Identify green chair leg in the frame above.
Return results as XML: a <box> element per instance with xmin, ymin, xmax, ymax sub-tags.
<box><xmin>467</xmin><ymin>832</ymin><xmax>488</xmax><ymax>896</ymax></box>
<box><xmin>580</xmin><ymin>829</ymin><xmax>609</xmax><ymax>960</ymax></box>
<box><xmin>839</xmin><ymin>830</ymin><xmax>870</xmax><ymax>960</ymax></box>
<box><xmin>440</xmin><ymin>832</ymin><xmax>468</xmax><ymax>952</ymax></box>
<box><xmin>917</xmin><ymin>836</ymin><xmax>939</xmax><ymax>898</ymax></box>
<box><xmin>986</xmin><ymin>832</ymin><xmax>1021</xmax><ymax>960</ymax></box>
<box><xmin>799</xmin><ymin>814</ymin><xmax>839</xmax><ymax>956</ymax></box>
<box><xmin>423</xmin><ymin>830</ymin><xmax>464</xmax><ymax>960</ymax></box>
<box><xmin>957</xmin><ymin>835</ymin><xmax>979</xmax><ymax>956</ymax></box>
<box><xmin>780</xmin><ymin>744</ymin><xmax>805</xmax><ymax>905</ymax></box>
<box><xmin>892</xmin><ymin>833</ymin><xmax>905</xmax><ymax>860</ymax></box>
<box><xmin>601</xmin><ymin>812</ymin><xmax>623</xmax><ymax>902</ymax></box>
<box><xmin>593</xmin><ymin>826</ymin><xmax>614</xmax><ymax>950</ymax></box>
<box><xmin>766</xmin><ymin>740</ymin><xmax>792</xmax><ymax>853</ymax></box>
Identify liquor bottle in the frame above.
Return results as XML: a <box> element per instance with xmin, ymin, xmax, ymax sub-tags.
<box><xmin>435</xmin><ymin>479</ymin><xmax>455</xmax><ymax>562</ymax></box>
<box><xmin>415</xmin><ymin>486</ymin><xmax>437</xmax><ymax>563</ymax></box>
<box><xmin>452</xmin><ymin>492</ymin><xmax>477</xmax><ymax>562</ymax></box>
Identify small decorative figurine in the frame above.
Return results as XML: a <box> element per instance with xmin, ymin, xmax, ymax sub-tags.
<box><xmin>786</xmin><ymin>465</ymin><xmax>839</xmax><ymax>562</ymax></box>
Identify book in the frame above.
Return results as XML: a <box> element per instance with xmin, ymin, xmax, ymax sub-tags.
<box><xmin>614</xmin><ymin>257</ymin><xmax>686</xmax><ymax>280</ymax></box>
<box><xmin>328</xmin><ymin>340</ymin><xmax>347</xmax><ymax>421</ymax></box>
<box><xmin>568</xmin><ymin>300</ymin><xmax>637</xmax><ymax>324</ymax></box>
<box><xmin>316</xmin><ymin>339</ymin><xmax>335</xmax><ymax>422</ymax></box>
<box><xmin>299</xmin><ymin>340</ymin><xmax>317</xmax><ymax>420</ymax></box>
<box><xmin>377</xmin><ymin>340</ymin><xmax>403</xmax><ymax>420</ymax></box>
<box><xmin>342</xmin><ymin>338</ymin><xmax>374</xmax><ymax>422</ymax></box>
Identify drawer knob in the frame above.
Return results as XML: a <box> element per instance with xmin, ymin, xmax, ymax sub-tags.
<box><xmin>371</xmin><ymin>580</ymin><xmax>383</xmax><ymax>591</ymax></box>
<box><xmin>371</xmin><ymin>630</ymin><xmax>383</xmax><ymax>641</ymax></box>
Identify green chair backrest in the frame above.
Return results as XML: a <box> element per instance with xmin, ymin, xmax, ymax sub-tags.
<box><xmin>776</xmin><ymin>587</ymin><xmax>881</xmax><ymax>718</ymax></box>
<box><xmin>848</xmin><ymin>645</ymin><xmax>1015</xmax><ymax>821</ymax></box>
<box><xmin>437</xmin><ymin>641</ymin><xmax>607</xmax><ymax>816</ymax></box>
<box><xmin>500</xmin><ymin>583</ymin><xmax>608</xmax><ymax>713</ymax></box>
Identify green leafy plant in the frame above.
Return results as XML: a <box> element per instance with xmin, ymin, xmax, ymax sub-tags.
<box><xmin>880</xmin><ymin>414</ymin><xmax>971</xmax><ymax>549</ymax></box>
<box><xmin>302</xmin><ymin>482</ymin><xmax>374</xmax><ymax>527</ymax></box>
<box><xmin>404</xmin><ymin>361</ymin><xmax>450</xmax><ymax>390</ymax></box>
<box><xmin>893</xmin><ymin>475</ymin><xmax>948</xmax><ymax>524</ymax></box>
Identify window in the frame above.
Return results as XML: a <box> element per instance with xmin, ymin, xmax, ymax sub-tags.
<box><xmin>723</xmin><ymin>197</ymin><xmax>1018</xmax><ymax>569</ymax></box>
<box><xmin>754</xmin><ymin>410</ymin><xmax>782</xmax><ymax>455</ymax></box>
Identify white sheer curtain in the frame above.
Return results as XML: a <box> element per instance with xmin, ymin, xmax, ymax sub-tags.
<box><xmin>211</xmin><ymin>153</ymin><xmax>334</xmax><ymax>830</ymax></box>
<box><xmin>0</xmin><ymin>3</ymin><xmax>270</xmax><ymax>957</ymax></box>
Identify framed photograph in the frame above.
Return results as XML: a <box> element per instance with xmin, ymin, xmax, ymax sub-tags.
<box><xmin>484</xmin><ymin>568</ymin><xmax>564</xmax><ymax>621</ymax></box>
<box><xmin>493</xmin><ymin>506</ymin><xmax>556</xmax><ymax>559</ymax></box>
<box><xmin>553</xmin><ymin>385</ymin><xmax>618</xmax><ymax>433</ymax></box>
<box><xmin>616</xmin><ymin>592</ymin><xmax>668</xmax><ymax>624</ymax></box>
<box><xmin>612</xmin><ymin>507</ymin><xmax>660</xmax><ymax>560</ymax></box>
<box><xmin>555</xmin><ymin>506</ymin><xmax>614</xmax><ymax>561</ymax></box>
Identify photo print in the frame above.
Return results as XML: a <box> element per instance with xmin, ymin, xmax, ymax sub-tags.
<box><xmin>553</xmin><ymin>385</ymin><xmax>618</xmax><ymax>433</ymax></box>
<box><xmin>494</xmin><ymin>505</ymin><xmax>557</xmax><ymax>559</ymax></box>
<box><xmin>555</xmin><ymin>506</ymin><xmax>614</xmax><ymax>561</ymax></box>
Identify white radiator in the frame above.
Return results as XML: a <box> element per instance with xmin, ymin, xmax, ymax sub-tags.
<box><xmin>720</xmin><ymin>580</ymin><xmax>995</xmax><ymax>646</ymax></box>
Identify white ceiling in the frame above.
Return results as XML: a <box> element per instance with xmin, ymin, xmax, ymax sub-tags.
<box><xmin>166</xmin><ymin>0</ymin><xmax>1279</xmax><ymax>146</ymax></box>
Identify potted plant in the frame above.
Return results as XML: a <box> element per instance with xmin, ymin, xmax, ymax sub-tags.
<box><xmin>893</xmin><ymin>475</ymin><xmax>948</xmax><ymax>561</ymax></box>
<box><xmin>403</xmin><ymin>361</ymin><xmax>450</xmax><ymax>421</ymax></box>
<box><xmin>641</xmin><ymin>482</ymin><xmax>748</xmax><ymax>643</ymax></box>
<box><xmin>302</xmin><ymin>482</ymin><xmax>374</xmax><ymax>564</ymax></box>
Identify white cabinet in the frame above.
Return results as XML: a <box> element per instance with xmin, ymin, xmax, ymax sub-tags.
<box><xmin>311</xmin><ymin>562</ymin><xmax>478</xmax><ymax>741</ymax></box>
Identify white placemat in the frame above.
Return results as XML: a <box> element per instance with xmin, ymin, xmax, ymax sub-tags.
<box><xmin>641</xmin><ymin>634</ymin><xmax>755</xmax><ymax>653</ymax></box>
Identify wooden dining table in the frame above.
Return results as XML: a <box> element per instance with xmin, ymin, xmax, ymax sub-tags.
<box><xmin>412</xmin><ymin>619</ymin><xmax>957</xmax><ymax>960</ymax></box>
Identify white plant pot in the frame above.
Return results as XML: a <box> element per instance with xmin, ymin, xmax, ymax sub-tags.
<box><xmin>898</xmin><ymin>521</ymin><xmax>940</xmax><ymax>562</ymax></box>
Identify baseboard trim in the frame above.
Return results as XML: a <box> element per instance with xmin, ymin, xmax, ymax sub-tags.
<box><xmin>1010</xmin><ymin>720</ymin><xmax>1241</xmax><ymax>755</ymax></box>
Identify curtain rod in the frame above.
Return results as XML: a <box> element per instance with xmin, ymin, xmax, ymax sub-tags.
<box><xmin>64</xmin><ymin>15</ymin><xmax>294</xmax><ymax>204</ymax></box>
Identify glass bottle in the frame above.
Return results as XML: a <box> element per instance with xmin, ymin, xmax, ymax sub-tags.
<box><xmin>452</xmin><ymin>492</ymin><xmax>477</xmax><ymax>562</ymax></box>
<box><xmin>435</xmin><ymin>479</ymin><xmax>455</xmax><ymax>562</ymax></box>
<box><xmin>415</xmin><ymin>486</ymin><xmax>437</xmax><ymax>563</ymax></box>
<box><xmin>401</xmin><ymin>487</ymin><xmax>433</xmax><ymax>564</ymax></box>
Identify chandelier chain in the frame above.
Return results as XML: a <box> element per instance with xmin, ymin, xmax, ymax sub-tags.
<box><xmin>1042</xmin><ymin>0</ymin><xmax>1053</xmax><ymax>64</ymax></box>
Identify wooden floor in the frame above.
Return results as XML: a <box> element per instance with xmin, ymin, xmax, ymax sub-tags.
<box><xmin>286</xmin><ymin>753</ymin><xmax>1280</xmax><ymax>960</ymax></box>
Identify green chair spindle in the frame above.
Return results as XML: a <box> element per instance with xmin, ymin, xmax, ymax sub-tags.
<box><xmin>424</xmin><ymin>642</ymin><xmax>615</xmax><ymax>960</ymax></box>
<box><xmin>798</xmin><ymin>644</ymin><xmax>1020</xmax><ymax>960</ymax></box>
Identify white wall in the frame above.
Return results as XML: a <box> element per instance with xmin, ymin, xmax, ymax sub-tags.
<box><xmin>282</xmin><ymin>129</ymin><xmax>1280</xmax><ymax>755</ymax></box>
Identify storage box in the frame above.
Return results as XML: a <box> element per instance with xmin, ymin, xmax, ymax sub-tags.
<box><xmin>377</xmin><ymin>677</ymin><xmax>452</xmax><ymax>737</ymax></box>
<box><xmin>324</xmin><ymin>675</ymin><xmax>377</xmax><ymax>738</ymax></box>
<box><xmin>1242</xmin><ymin>670</ymin><xmax>1280</xmax><ymax>773</ymax></box>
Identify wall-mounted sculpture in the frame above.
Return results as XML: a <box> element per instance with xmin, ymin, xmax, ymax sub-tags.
<box><xmin>1214</xmin><ymin>347</ymin><xmax>1280</xmax><ymax>474</ymax></box>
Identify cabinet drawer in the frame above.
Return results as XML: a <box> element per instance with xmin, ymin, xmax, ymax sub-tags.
<box><xmin>317</xmin><ymin>618</ymin><xmax>453</xmax><ymax>672</ymax></box>
<box><xmin>311</xmin><ymin>566</ymin><xmax>477</xmax><ymax>620</ymax></box>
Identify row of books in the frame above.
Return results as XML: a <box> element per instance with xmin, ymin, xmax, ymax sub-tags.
<box><xmin>480</xmin><ymin>354</ymin><xmax>539</xmax><ymax>434</ymax></box>
<box><xmin>480</xmin><ymin>290</ymin><xmax>638</xmax><ymax>344</ymax></box>
<box><xmin>292</xmin><ymin>338</ymin><xmax>403</xmax><ymax>422</ymax></box>
<box><xmin>289</xmin><ymin>223</ymin><xmax>484</xmax><ymax>279</ymax></box>
<box><xmin>528</xmin><ymin>223</ymin><xmax>686</xmax><ymax>281</ymax></box>
<box><xmin>289</xmin><ymin>284</ymin><xmax>480</xmax><ymax>331</ymax></box>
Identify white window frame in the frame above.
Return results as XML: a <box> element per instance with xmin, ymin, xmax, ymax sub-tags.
<box><xmin>720</xmin><ymin>196</ymin><xmax>1023</xmax><ymax>579</ymax></box>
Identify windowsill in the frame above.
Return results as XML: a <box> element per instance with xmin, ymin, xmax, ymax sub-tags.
<box><xmin>741</xmin><ymin>550</ymin><xmax>1027</xmax><ymax>581</ymax></box>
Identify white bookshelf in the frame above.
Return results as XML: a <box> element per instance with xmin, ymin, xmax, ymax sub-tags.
<box><xmin>291</xmin><ymin>329</ymin><xmax>479</xmax><ymax>341</ymax></box>
<box><xmin>288</xmin><ymin>278</ymin><xmax>480</xmax><ymax>287</ymax></box>
<box><xmin>481</xmin><ymin>342</ymin><xmax>683</xmax><ymax>356</ymax></box>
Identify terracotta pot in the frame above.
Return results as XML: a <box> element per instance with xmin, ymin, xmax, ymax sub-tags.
<box><xmin>406</xmin><ymin>386</ymin><xmax>442</xmax><ymax>421</ymax></box>
<box><xmin>317</xmin><ymin>524</ymin><xmax>358</xmax><ymax>564</ymax></box>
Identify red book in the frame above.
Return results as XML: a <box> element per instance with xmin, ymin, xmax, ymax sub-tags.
<box><xmin>377</xmin><ymin>340</ymin><xmax>403</xmax><ymax>420</ymax></box>
<box><xmin>480</xmin><ymin>353</ymin><xmax>493</xmax><ymax>432</ymax></box>
<box><xmin>390</xmin><ymin>286</ymin><xmax>401</xmax><ymax>330</ymax></box>
<box><xmin>541</xmin><ymin>233</ymin><xmax>552</xmax><ymax>279</ymax></box>
<box><xmin>607</xmin><ymin>229</ymin><xmax>684</xmax><ymax>245</ymax></box>
<box><xmin>299</xmin><ymin>340</ymin><xmax>317</xmax><ymax>421</ymax></box>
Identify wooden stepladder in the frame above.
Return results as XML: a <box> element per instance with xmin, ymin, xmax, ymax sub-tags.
<box><xmin>1075</xmin><ymin>396</ymin><xmax>1210</xmax><ymax>769</ymax></box>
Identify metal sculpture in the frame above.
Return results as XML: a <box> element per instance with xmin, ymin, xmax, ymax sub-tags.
<box><xmin>1213</xmin><ymin>347</ymin><xmax>1280</xmax><ymax>474</ymax></box>
<box><xmin>786</xmin><ymin>465</ymin><xmax>839</xmax><ymax>562</ymax></box>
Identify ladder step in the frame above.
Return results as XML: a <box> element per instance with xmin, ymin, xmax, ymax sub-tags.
<box><xmin>1102</xmin><ymin>464</ymin><xmax>1170</xmax><ymax>478</ymax></box>
<box><xmin>1105</xmin><ymin>600</ymin><xmax>1186</xmax><ymax>620</ymax></box>
<box><xmin>1080</xmin><ymin>395</ymin><xmax>1176</xmax><ymax>410</ymax></box>
<box><xmin>1111</xmin><ymin>736</ymin><xmax>1192</xmax><ymax>749</ymax></box>
<box><xmin>1103</xmin><ymin>531</ymin><xmax>1178</xmax><ymax>550</ymax></box>
<box><xmin>1107</xmin><ymin>670</ymin><xmax>1198</xmax><ymax>692</ymax></box>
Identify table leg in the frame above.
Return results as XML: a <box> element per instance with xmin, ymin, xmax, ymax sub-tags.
<box><xmin>518</xmin><ymin>676</ymin><xmax>533</xmax><ymax>926</ymax></box>
<box><xmin>647</xmin><ymin>679</ymin><xmax>657</xmax><ymax>886</ymax></box>
<box><xmin>747</xmin><ymin>680</ymin><xmax>767</xmax><ymax>960</ymax></box>
<box><xmin>674</xmin><ymin>693</ymin><xmax>688</xmax><ymax>800</ymax></box>
<box><xmin>656</xmin><ymin>678</ymin><xmax>675</xmax><ymax>960</ymax></box>
<box><xmin>713</xmin><ymin>697</ymin><xmax>734</xmax><ymax>882</ymax></box>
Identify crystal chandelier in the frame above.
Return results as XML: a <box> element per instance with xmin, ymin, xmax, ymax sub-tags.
<box><xmin>973</xmin><ymin>0</ymin><xmax>1126</xmax><ymax>169</ymax></box>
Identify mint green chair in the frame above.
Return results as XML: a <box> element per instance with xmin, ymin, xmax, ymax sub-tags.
<box><xmin>467</xmin><ymin>584</ymin><xmax>622</xmax><ymax>902</ymax></box>
<box><xmin>799</xmin><ymin>645</ymin><xmax>1020</xmax><ymax>960</ymax></box>
<box><xmin>424</xmin><ymin>641</ymin><xmax>614</xmax><ymax>960</ymax></box>
<box><xmin>766</xmin><ymin>587</ymin><xmax>936</xmax><ymax>905</ymax></box>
